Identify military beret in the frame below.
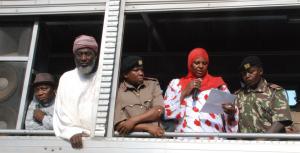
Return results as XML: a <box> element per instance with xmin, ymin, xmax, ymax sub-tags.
<box><xmin>121</xmin><ymin>56</ymin><xmax>143</xmax><ymax>74</ymax></box>
<box><xmin>240</xmin><ymin>56</ymin><xmax>263</xmax><ymax>71</ymax></box>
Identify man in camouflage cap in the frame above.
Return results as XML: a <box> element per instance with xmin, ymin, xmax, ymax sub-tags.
<box><xmin>235</xmin><ymin>56</ymin><xmax>292</xmax><ymax>133</ymax></box>
<box><xmin>114</xmin><ymin>56</ymin><xmax>165</xmax><ymax>137</ymax></box>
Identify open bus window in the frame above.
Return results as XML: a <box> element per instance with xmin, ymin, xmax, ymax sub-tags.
<box><xmin>121</xmin><ymin>9</ymin><xmax>300</xmax><ymax>138</ymax></box>
<box><xmin>24</xmin><ymin>14</ymin><xmax>103</xmax><ymax>130</ymax></box>
<box><xmin>34</xmin><ymin>15</ymin><xmax>103</xmax><ymax>76</ymax></box>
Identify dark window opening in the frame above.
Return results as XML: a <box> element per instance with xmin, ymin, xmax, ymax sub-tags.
<box><xmin>122</xmin><ymin>9</ymin><xmax>300</xmax><ymax>99</ymax></box>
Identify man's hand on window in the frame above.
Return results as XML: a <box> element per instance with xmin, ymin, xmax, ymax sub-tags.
<box><xmin>70</xmin><ymin>133</ymin><xmax>83</xmax><ymax>149</ymax></box>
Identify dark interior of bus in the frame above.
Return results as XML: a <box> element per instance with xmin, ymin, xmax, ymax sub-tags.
<box><xmin>122</xmin><ymin>9</ymin><xmax>300</xmax><ymax>108</ymax></box>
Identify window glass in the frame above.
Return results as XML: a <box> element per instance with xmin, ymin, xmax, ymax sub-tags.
<box><xmin>0</xmin><ymin>24</ymin><xmax>32</xmax><ymax>56</ymax></box>
<box><xmin>0</xmin><ymin>61</ymin><xmax>26</xmax><ymax>129</ymax></box>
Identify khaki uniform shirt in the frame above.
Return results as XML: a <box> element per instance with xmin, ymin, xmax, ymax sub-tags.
<box><xmin>235</xmin><ymin>78</ymin><xmax>292</xmax><ymax>133</ymax></box>
<box><xmin>114</xmin><ymin>78</ymin><xmax>164</xmax><ymax>127</ymax></box>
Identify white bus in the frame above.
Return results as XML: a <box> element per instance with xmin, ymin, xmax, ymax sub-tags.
<box><xmin>0</xmin><ymin>0</ymin><xmax>300</xmax><ymax>152</ymax></box>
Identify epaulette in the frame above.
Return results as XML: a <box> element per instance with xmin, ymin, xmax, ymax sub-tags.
<box><xmin>268</xmin><ymin>83</ymin><xmax>283</xmax><ymax>91</ymax></box>
<box><xmin>144</xmin><ymin>77</ymin><xmax>159</xmax><ymax>82</ymax></box>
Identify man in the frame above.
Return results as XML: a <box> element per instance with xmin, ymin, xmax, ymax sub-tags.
<box><xmin>114</xmin><ymin>56</ymin><xmax>165</xmax><ymax>137</ymax></box>
<box><xmin>25</xmin><ymin>73</ymin><xmax>56</xmax><ymax>130</ymax></box>
<box><xmin>235</xmin><ymin>56</ymin><xmax>292</xmax><ymax>133</ymax></box>
<box><xmin>53</xmin><ymin>35</ymin><xmax>99</xmax><ymax>149</ymax></box>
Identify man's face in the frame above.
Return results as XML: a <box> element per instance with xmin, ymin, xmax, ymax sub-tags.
<box><xmin>241</xmin><ymin>67</ymin><xmax>263</xmax><ymax>87</ymax></box>
<box><xmin>124</xmin><ymin>66</ymin><xmax>144</xmax><ymax>86</ymax></box>
<box><xmin>34</xmin><ymin>84</ymin><xmax>55</xmax><ymax>103</ymax></box>
<box><xmin>74</xmin><ymin>48</ymin><xmax>97</xmax><ymax>74</ymax></box>
<box><xmin>191</xmin><ymin>57</ymin><xmax>208</xmax><ymax>78</ymax></box>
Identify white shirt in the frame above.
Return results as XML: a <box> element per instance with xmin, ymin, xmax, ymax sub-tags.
<box><xmin>164</xmin><ymin>79</ymin><xmax>238</xmax><ymax>135</ymax></box>
<box><xmin>25</xmin><ymin>98</ymin><xmax>54</xmax><ymax>130</ymax></box>
<box><xmin>53</xmin><ymin>68</ymin><xmax>97</xmax><ymax>140</ymax></box>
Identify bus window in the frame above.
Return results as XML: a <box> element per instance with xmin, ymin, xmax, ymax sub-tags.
<box><xmin>120</xmin><ymin>9</ymin><xmax>300</xmax><ymax>138</ymax></box>
<box><xmin>0</xmin><ymin>23</ymin><xmax>32</xmax><ymax>129</ymax></box>
<box><xmin>25</xmin><ymin>14</ymin><xmax>103</xmax><ymax>130</ymax></box>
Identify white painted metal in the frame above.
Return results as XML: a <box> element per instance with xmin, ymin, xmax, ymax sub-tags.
<box><xmin>0</xmin><ymin>1</ymin><xmax>106</xmax><ymax>15</ymax></box>
<box><xmin>16</xmin><ymin>22</ymin><xmax>39</xmax><ymax>130</ymax></box>
<box><xmin>94</xmin><ymin>0</ymin><xmax>125</xmax><ymax>137</ymax></box>
<box><xmin>0</xmin><ymin>56</ymin><xmax>28</xmax><ymax>61</ymax></box>
<box><xmin>118</xmin><ymin>132</ymin><xmax>300</xmax><ymax>139</ymax></box>
<box><xmin>105</xmin><ymin>0</ymin><xmax>125</xmax><ymax>138</ymax></box>
<box><xmin>0</xmin><ymin>0</ymin><xmax>299</xmax><ymax>152</ymax></box>
<box><xmin>0</xmin><ymin>136</ymin><xmax>300</xmax><ymax>153</ymax></box>
<box><xmin>125</xmin><ymin>0</ymin><xmax>300</xmax><ymax>12</ymax></box>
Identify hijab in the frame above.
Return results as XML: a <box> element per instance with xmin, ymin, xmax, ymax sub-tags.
<box><xmin>178</xmin><ymin>48</ymin><xmax>225</xmax><ymax>91</ymax></box>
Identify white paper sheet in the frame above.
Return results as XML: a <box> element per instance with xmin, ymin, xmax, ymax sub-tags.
<box><xmin>201</xmin><ymin>89</ymin><xmax>236</xmax><ymax>114</ymax></box>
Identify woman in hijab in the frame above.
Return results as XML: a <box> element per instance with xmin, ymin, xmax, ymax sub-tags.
<box><xmin>164</xmin><ymin>48</ymin><xmax>238</xmax><ymax>138</ymax></box>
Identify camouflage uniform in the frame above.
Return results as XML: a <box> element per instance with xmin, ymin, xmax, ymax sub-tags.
<box><xmin>235</xmin><ymin>78</ymin><xmax>292</xmax><ymax>133</ymax></box>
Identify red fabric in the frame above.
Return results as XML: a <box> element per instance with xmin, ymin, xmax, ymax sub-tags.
<box><xmin>179</xmin><ymin>48</ymin><xmax>225</xmax><ymax>91</ymax></box>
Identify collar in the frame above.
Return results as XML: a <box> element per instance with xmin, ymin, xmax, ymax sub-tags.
<box><xmin>244</xmin><ymin>78</ymin><xmax>268</xmax><ymax>93</ymax></box>
<box><xmin>34</xmin><ymin>97</ymin><xmax>55</xmax><ymax>108</ymax></box>
<box><xmin>120</xmin><ymin>81</ymin><xmax>145</xmax><ymax>92</ymax></box>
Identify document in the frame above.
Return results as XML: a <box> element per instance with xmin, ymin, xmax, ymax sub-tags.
<box><xmin>201</xmin><ymin>89</ymin><xmax>236</xmax><ymax>114</ymax></box>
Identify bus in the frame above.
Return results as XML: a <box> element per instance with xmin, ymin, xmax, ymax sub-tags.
<box><xmin>0</xmin><ymin>0</ymin><xmax>300</xmax><ymax>152</ymax></box>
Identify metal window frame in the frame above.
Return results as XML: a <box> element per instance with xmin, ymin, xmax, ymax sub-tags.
<box><xmin>125</xmin><ymin>0</ymin><xmax>300</xmax><ymax>13</ymax></box>
<box><xmin>115</xmin><ymin>132</ymin><xmax>300</xmax><ymax>140</ymax></box>
<box><xmin>16</xmin><ymin>21</ymin><xmax>39</xmax><ymax>129</ymax></box>
<box><xmin>105</xmin><ymin>0</ymin><xmax>126</xmax><ymax>138</ymax></box>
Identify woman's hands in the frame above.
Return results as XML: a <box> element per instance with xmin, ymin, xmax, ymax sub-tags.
<box><xmin>222</xmin><ymin>103</ymin><xmax>236</xmax><ymax>115</ymax></box>
<box><xmin>180</xmin><ymin>78</ymin><xmax>202</xmax><ymax>101</ymax></box>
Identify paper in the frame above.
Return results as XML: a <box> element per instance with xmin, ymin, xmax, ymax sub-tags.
<box><xmin>201</xmin><ymin>89</ymin><xmax>236</xmax><ymax>114</ymax></box>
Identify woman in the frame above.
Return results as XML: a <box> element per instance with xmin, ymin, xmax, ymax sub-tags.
<box><xmin>164</xmin><ymin>48</ymin><xmax>238</xmax><ymax>137</ymax></box>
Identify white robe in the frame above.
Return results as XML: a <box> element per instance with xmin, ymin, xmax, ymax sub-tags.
<box><xmin>53</xmin><ymin>68</ymin><xmax>97</xmax><ymax>140</ymax></box>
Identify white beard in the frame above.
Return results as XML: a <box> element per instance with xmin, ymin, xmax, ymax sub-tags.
<box><xmin>77</xmin><ymin>59</ymin><xmax>96</xmax><ymax>75</ymax></box>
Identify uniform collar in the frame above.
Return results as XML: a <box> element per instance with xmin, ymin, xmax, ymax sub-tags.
<box><xmin>244</xmin><ymin>78</ymin><xmax>268</xmax><ymax>93</ymax></box>
<box><xmin>120</xmin><ymin>81</ymin><xmax>145</xmax><ymax>91</ymax></box>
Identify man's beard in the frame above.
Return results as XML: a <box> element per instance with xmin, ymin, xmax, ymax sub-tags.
<box><xmin>76</xmin><ymin>59</ymin><xmax>96</xmax><ymax>75</ymax></box>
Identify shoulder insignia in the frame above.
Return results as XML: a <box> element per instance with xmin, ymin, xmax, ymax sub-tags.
<box><xmin>234</xmin><ymin>89</ymin><xmax>242</xmax><ymax>94</ymax></box>
<box><xmin>144</xmin><ymin>77</ymin><xmax>158</xmax><ymax>82</ymax></box>
<box><xmin>268</xmin><ymin>83</ymin><xmax>283</xmax><ymax>90</ymax></box>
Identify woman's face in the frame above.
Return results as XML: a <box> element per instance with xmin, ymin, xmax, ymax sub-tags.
<box><xmin>191</xmin><ymin>57</ymin><xmax>208</xmax><ymax>78</ymax></box>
